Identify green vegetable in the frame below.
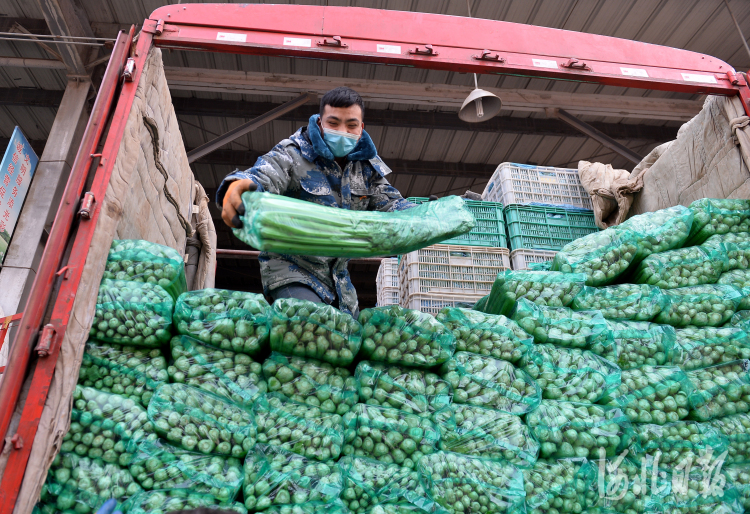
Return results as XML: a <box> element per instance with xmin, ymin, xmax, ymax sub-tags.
<box><xmin>590</xmin><ymin>321</ymin><xmax>675</xmax><ymax>370</ymax></box>
<box><xmin>261</xmin><ymin>503</ymin><xmax>350</xmax><ymax>514</ymax></box>
<box><xmin>129</xmin><ymin>439</ymin><xmax>242</xmax><ymax>502</ymax></box>
<box><xmin>686</xmin><ymin>198</ymin><xmax>750</xmax><ymax>246</ymax></box>
<box><xmin>708</xmin><ymin>413</ymin><xmax>750</xmax><ymax>464</ymax></box>
<box><xmin>262</xmin><ymin>352</ymin><xmax>357</xmax><ymax>415</ymax></box>
<box><xmin>365</xmin><ymin>505</ymin><xmax>447</xmax><ymax>514</ymax></box>
<box><xmin>435</xmin><ymin>307</ymin><xmax>531</xmax><ymax>362</ymax></box>
<box><xmin>359</xmin><ymin>306</ymin><xmax>455</xmax><ymax>368</ymax></box>
<box><xmin>473</xmin><ymin>295</ymin><xmax>490</xmax><ymax>313</ymax></box>
<box><xmin>148</xmin><ymin>383</ymin><xmax>256</xmax><ymax>458</ymax></box>
<box><xmin>631</xmin><ymin>420</ymin><xmax>729</xmax><ymax>469</ymax></box>
<box><xmin>572</xmin><ymin>283</ymin><xmax>668</xmax><ymax>322</ymax></box>
<box><xmin>122</xmin><ymin>489</ymin><xmax>247</xmax><ymax>514</ymax></box>
<box><xmin>254</xmin><ymin>393</ymin><xmax>344</xmax><ymax>462</ymax></box>
<box><xmin>511</xmin><ymin>298</ymin><xmax>611</xmax><ymax>349</ymax></box>
<box><xmin>519</xmin><ymin>343</ymin><xmax>620</xmax><ymax>403</ymax></box>
<box><xmin>703</xmin><ymin>232</ymin><xmax>750</xmax><ymax>271</ymax></box>
<box><xmin>104</xmin><ymin>239</ymin><xmax>186</xmax><ymax>300</ymax></box>
<box><xmin>485</xmin><ymin>270</ymin><xmax>587</xmax><ymax>316</ymax></box>
<box><xmin>339</xmin><ymin>456</ymin><xmax>432</xmax><ymax>513</ymax></box>
<box><xmin>433</xmin><ymin>403</ymin><xmax>539</xmax><ymax>465</ymax></box>
<box><xmin>354</xmin><ymin>361</ymin><xmax>451</xmax><ymax>417</ymax></box>
<box><xmin>89</xmin><ymin>279</ymin><xmax>173</xmax><ymax>347</ymax></box>
<box><xmin>271</xmin><ymin>298</ymin><xmax>362</xmax><ymax>366</ymax></box>
<box><xmin>687</xmin><ymin>360</ymin><xmax>750</xmax><ymax>421</ymax></box>
<box><xmin>660</xmin><ymin>466</ymin><xmax>743</xmax><ymax>514</ymax></box>
<box><xmin>552</xmin><ymin>228</ymin><xmax>639</xmax><ymax>286</ymax></box>
<box><xmin>174</xmin><ymin>288</ymin><xmax>271</xmax><ymax>356</ymax></box>
<box><xmin>719</xmin><ymin>268</ymin><xmax>750</xmax><ymax>309</ymax></box>
<box><xmin>633</xmin><ymin>246</ymin><xmax>727</xmax><ymax>289</ymax></box>
<box><xmin>65</xmin><ymin>386</ymin><xmax>157</xmax><ymax>467</ymax></box>
<box><xmin>614</xmin><ymin>205</ymin><xmax>694</xmax><ymax>260</ymax></box>
<box><xmin>522</xmin><ymin>458</ymin><xmax>598</xmax><ymax>514</ymax></box>
<box><xmin>168</xmin><ymin>335</ymin><xmax>267</xmax><ymax>408</ymax></box>
<box><xmin>727</xmin><ymin>310</ymin><xmax>750</xmax><ymax>330</ymax></box>
<box><xmin>234</xmin><ymin>191</ymin><xmax>475</xmax><ymax>258</ymax></box>
<box><xmin>38</xmin><ymin>453</ymin><xmax>141</xmax><ymax>514</ymax></box>
<box><xmin>342</xmin><ymin>403</ymin><xmax>440</xmax><ymax>470</ymax></box>
<box><xmin>655</xmin><ymin>284</ymin><xmax>742</xmax><ymax>327</ymax></box>
<box><xmin>601</xmin><ymin>365</ymin><xmax>692</xmax><ymax>425</ymax></box>
<box><xmin>724</xmin><ymin>464</ymin><xmax>750</xmax><ymax>511</ymax></box>
<box><xmin>524</xmin><ymin>400</ymin><xmax>631</xmax><ymax>459</ymax></box>
<box><xmin>417</xmin><ymin>451</ymin><xmax>526</xmax><ymax>514</ymax></box>
<box><xmin>243</xmin><ymin>444</ymin><xmax>342</xmax><ymax>511</ymax></box>
<box><xmin>79</xmin><ymin>340</ymin><xmax>167</xmax><ymax>407</ymax></box>
<box><xmin>589</xmin><ymin>457</ymin><xmax>671</xmax><ymax>514</ymax></box>
<box><xmin>673</xmin><ymin>327</ymin><xmax>750</xmax><ymax>370</ymax></box>
<box><xmin>441</xmin><ymin>352</ymin><xmax>541</xmax><ymax>414</ymax></box>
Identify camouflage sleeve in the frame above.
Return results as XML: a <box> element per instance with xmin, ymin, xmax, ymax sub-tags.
<box><xmin>215</xmin><ymin>143</ymin><xmax>295</xmax><ymax>208</ymax></box>
<box><xmin>368</xmin><ymin>173</ymin><xmax>417</xmax><ymax>212</ymax></box>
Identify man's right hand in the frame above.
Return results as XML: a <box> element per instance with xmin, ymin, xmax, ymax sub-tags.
<box><xmin>222</xmin><ymin>179</ymin><xmax>257</xmax><ymax>228</ymax></box>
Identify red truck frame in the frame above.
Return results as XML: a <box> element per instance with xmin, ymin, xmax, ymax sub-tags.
<box><xmin>1</xmin><ymin>4</ymin><xmax>749</xmax><ymax>509</ymax></box>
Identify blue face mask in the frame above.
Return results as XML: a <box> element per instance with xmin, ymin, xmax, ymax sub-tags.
<box><xmin>323</xmin><ymin>128</ymin><xmax>360</xmax><ymax>158</ymax></box>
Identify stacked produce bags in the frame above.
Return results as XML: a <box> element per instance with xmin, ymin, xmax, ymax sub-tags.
<box><xmin>37</xmin><ymin>198</ymin><xmax>750</xmax><ymax>514</ymax></box>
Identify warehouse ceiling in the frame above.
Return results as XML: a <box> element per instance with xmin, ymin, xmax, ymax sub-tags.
<box><xmin>2</xmin><ymin>0</ymin><xmax>750</xmax><ymax>304</ymax></box>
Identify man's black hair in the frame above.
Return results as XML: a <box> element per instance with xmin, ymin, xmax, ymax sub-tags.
<box><xmin>320</xmin><ymin>86</ymin><xmax>365</xmax><ymax>118</ymax></box>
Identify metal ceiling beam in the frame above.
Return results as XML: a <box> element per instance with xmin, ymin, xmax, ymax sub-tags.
<box><xmin>164</xmin><ymin>67</ymin><xmax>703</xmax><ymax>121</ymax></box>
<box><xmin>36</xmin><ymin>0</ymin><xmax>87</xmax><ymax>76</ymax></box>
<box><xmin>0</xmin><ymin>57</ymin><xmax>67</xmax><ymax>70</ymax></box>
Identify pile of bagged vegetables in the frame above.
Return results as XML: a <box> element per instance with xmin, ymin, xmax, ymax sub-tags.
<box><xmin>38</xmin><ymin>198</ymin><xmax>750</xmax><ymax>513</ymax></box>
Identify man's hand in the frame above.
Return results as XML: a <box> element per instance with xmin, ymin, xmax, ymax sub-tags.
<box><xmin>222</xmin><ymin>179</ymin><xmax>257</xmax><ymax>228</ymax></box>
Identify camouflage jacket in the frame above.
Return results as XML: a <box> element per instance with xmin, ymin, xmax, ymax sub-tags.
<box><xmin>216</xmin><ymin>114</ymin><xmax>414</xmax><ymax>317</ymax></box>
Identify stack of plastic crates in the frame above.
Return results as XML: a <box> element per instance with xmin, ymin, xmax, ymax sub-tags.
<box><xmin>482</xmin><ymin>162</ymin><xmax>598</xmax><ymax>269</ymax></box>
<box><xmin>397</xmin><ymin>245</ymin><xmax>510</xmax><ymax>315</ymax></box>
<box><xmin>376</xmin><ymin>258</ymin><xmax>399</xmax><ymax>306</ymax></box>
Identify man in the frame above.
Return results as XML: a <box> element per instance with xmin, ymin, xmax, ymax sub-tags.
<box><xmin>217</xmin><ymin>87</ymin><xmax>414</xmax><ymax>317</ymax></box>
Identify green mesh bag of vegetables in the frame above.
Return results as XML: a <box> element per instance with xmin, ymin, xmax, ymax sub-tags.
<box><xmin>709</xmin><ymin>413</ymin><xmax>750</xmax><ymax>464</ymax></box>
<box><xmin>590</xmin><ymin>321</ymin><xmax>675</xmax><ymax>370</ymax></box>
<box><xmin>525</xmin><ymin>400</ymin><xmax>632</xmax><ymax>459</ymax></box>
<box><xmin>148</xmin><ymin>383</ymin><xmax>256</xmax><ymax>458</ymax></box>
<box><xmin>90</xmin><ymin>279</ymin><xmax>173</xmax><ymax>347</ymax></box>
<box><xmin>655</xmin><ymin>284</ymin><xmax>742</xmax><ymax>327</ymax></box>
<box><xmin>37</xmin><ymin>453</ymin><xmax>142</xmax><ymax>514</ymax></box>
<box><xmin>485</xmin><ymin>270</ymin><xmax>587</xmax><ymax>316</ymax></box>
<box><xmin>359</xmin><ymin>306</ymin><xmax>455</xmax><ymax>368</ymax></box>
<box><xmin>724</xmin><ymin>464</ymin><xmax>750</xmax><ymax>511</ymax></box>
<box><xmin>417</xmin><ymin>451</ymin><xmax>526</xmax><ymax>514</ymax></box>
<box><xmin>687</xmin><ymin>360</ymin><xmax>750</xmax><ymax>421</ymax></box>
<box><xmin>601</xmin><ymin>365</ymin><xmax>693</xmax><ymax>424</ymax></box>
<box><xmin>271</xmin><ymin>298</ymin><xmax>361</xmax><ymax>366</ymax></box>
<box><xmin>633</xmin><ymin>246</ymin><xmax>727</xmax><ymax>290</ymax></box>
<box><xmin>104</xmin><ymin>239</ymin><xmax>187</xmax><ymax>300</ymax></box>
<box><xmin>660</xmin><ymin>466</ymin><xmax>743</xmax><ymax>514</ymax></box>
<box><xmin>703</xmin><ymin>232</ymin><xmax>750</xmax><ymax>271</ymax></box>
<box><xmin>572</xmin><ymin>283</ymin><xmax>669</xmax><ymax>322</ymax></box>
<box><xmin>365</xmin><ymin>504</ymin><xmax>448</xmax><ymax>514</ymax></box>
<box><xmin>234</xmin><ymin>191</ymin><xmax>475</xmax><ymax>258</ymax></box>
<box><xmin>672</xmin><ymin>326</ymin><xmax>750</xmax><ymax>371</ymax></box>
<box><xmin>719</xmin><ymin>269</ymin><xmax>750</xmax><ymax>309</ymax></box>
<box><xmin>432</xmin><ymin>403</ymin><xmax>539</xmax><ymax>465</ymax></box>
<box><xmin>174</xmin><ymin>288</ymin><xmax>271</xmax><ymax>356</ymax></box>
<box><xmin>64</xmin><ymin>386</ymin><xmax>157</xmax><ymax>467</ymax></box>
<box><xmin>552</xmin><ymin>228</ymin><xmax>639</xmax><ymax>286</ymax></box>
<box><xmin>122</xmin><ymin>489</ymin><xmax>247</xmax><ymax>514</ymax></box>
<box><xmin>474</xmin><ymin>295</ymin><xmax>490</xmax><ymax>313</ymax></box>
<box><xmin>339</xmin><ymin>455</ymin><xmax>433</xmax><ymax>514</ymax></box>
<box><xmin>342</xmin><ymin>403</ymin><xmax>440</xmax><ymax>470</ymax></box>
<box><xmin>727</xmin><ymin>310</ymin><xmax>750</xmax><ymax>329</ymax></box>
<box><xmin>522</xmin><ymin>458</ymin><xmax>598</xmax><ymax>514</ymax></box>
<box><xmin>614</xmin><ymin>205</ymin><xmax>694</xmax><ymax>261</ymax></box>
<box><xmin>79</xmin><ymin>341</ymin><xmax>168</xmax><ymax>407</ymax></box>
<box><xmin>129</xmin><ymin>439</ymin><xmax>243</xmax><ymax>502</ymax></box>
<box><xmin>354</xmin><ymin>361</ymin><xmax>451</xmax><ymax>417</ymax></box>
<box><xmin>630</xmin><ymin>420</ymin><xmax>729</xmax><ymax>469</ymax></box>
<box><xmin>588</xmin><ymin>457</ymin><xmax>671</xmax><ymax>514</ymax></box>
<box><xmin>511</xmin><ymin>298</ymin><xmax>611</xmax><ymax>349</ymax></box>
<box><xmin>262</xmin><ymin>502</ymin><xmax>350</xmax><ymax>514</ymax></box>
<box><xmin>686</xmin><ymin>198</ymin><xmax>750</xmax><ymax>246</ymax></box>
<box><xmin>262</xmin><ymin>352</ymin><xmax>357</xmax><ymax>415</ymax></box>
<box><xmin>518</xmin><ymin>343</ymin><xmax>621</xmax><ymax>403</ymax></box>
<box><xmin>243</xmin><ymin>444</ymin><xmax>343</xmax><ymax>511</ymax></box>
<box><xmin>254</xmin><ymin>393</ymin><xmax>344</xmax><ymax>462</ymax></box>
<box><xmin>168</xmin><ymin>335</ymin><xmax>266</xmax><ymax>408</ymax></box>
<box><xmin>435</xmin><ymin>307</ymin><xmax>531</xmax><ymax>363</ymax></box>
<box><xmin>440</xmin><ymin>351</ymin><xmax>541</xmax><ymax>414</ymax></box>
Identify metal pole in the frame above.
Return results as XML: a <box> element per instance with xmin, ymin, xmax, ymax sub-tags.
<box><xmin>723</xmin><ymin>0</ymin><xmax>750</xmax><ymax>61</ymax></box>
<box><xmin>552</xmin><ymin>108</ymin><xmax>644</xmax><ymax>164</ymax></box>
<box><xmin>0</xmin><ymin>57</ymin><xmax>66</xmax><ymax>69</ymax></box>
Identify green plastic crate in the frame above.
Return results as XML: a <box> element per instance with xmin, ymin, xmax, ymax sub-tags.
<box><xmin>407</xmin><ymin>197</ymin><xmax>507</xmax><ymax>248</ymax></box>
<box><xmin>504</xmin><ymin>204</ymin><xmax>598</xmax><ymax>251</ymax></box>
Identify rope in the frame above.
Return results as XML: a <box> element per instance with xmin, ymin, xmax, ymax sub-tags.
<box><xmin>142</xmin><ymin>116</ymin><xmax>193</xmax><ymax>237</ymax></box>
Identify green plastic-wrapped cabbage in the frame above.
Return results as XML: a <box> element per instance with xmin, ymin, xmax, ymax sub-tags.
<box><xmin>511</xmin><ymin>298</ymin><xmax>611</xmax><ymax>349</ymax></box>
<box><xmin>687</xmin><ymin>360</ymin><xmax>750</xmax><ymax>421</ymax></box>
<box><xmin>571</xmin><ymin>283</ymin><xmax>668</xmax><ymax>322</ymax></box>
<box><xmin>590</xmin><ymin>321</ymin><xmax>674</xmax><ymax>370</ymax></box>
<box><xmin>552</xmin><ymin>228</ymin><xmax>639</xmax><ymax>286</ymax></box>
<box><xmin>615</xmin><ymin>205</ymin><xmax>694</xmax><ymax>261</ymax></box>
<box><xmin>672</xmin><ymin>326</ymin><xmax>750</xmax><ymax>370</ymax></box>
<box><xmin>686</xmin><ymin>198</ymin><xmax>750</xmax><ymax>246</ymax></box>
<box><xmin>633</xmin><ymin>246</ymin><xmax>726</xmax><ymax>289</ymax></box>
<box><xmin>484</xmin><ymin>271</ymin><xmax>587</xmax><ymax>316</ymax></box>
<box><xmin>655</xmin><ymin>284</ymin><xmax>742</xmax><ymax>327</ymax></box>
